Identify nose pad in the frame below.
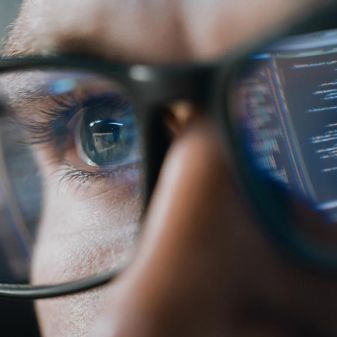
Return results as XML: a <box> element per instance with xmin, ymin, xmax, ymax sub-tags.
<box><xmin>142</xmin><ymin>100</ymin><xmax>205</xmax><ymax>208</ymax></box>
<box><xmin>92</xmin><ymin>116</ymin><xmax>240</xmax><ymax>337</ymax></box>
<box><xmin>164</xmin><ymin>101</ymin><xmax>202</xmax><ymax>137</ymax></box>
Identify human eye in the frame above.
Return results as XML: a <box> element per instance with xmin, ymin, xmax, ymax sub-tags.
<box><xmin>4</xmin><ymin>70</ymin><xmax>142</xmax><ymax>189</ymax></box>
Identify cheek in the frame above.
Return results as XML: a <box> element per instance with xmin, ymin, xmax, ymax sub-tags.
<box><xmin>31</xmin><ymin>160</ymin><xmax>142</xmax><ymax>337</ymax></box>
<box><xmin>35</xmin><ymin>288</ymin><xmax>112</xmax><ymax>337</ymax></box>
<box><xmin>31</xmin><ymin>172</ymin><xmax>141</xmax><ymax>285</ymax></box>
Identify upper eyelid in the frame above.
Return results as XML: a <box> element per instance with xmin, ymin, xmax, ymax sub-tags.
<box><xmin>8</xmin><ymin>88</ymin><xmax>133</xmax><ymax>146</ymax></box>
<box><xmin>6</xmin><ymin>91</ymin><xmax>78</xmax><ymax>147</ymax></box>
<box><xmin>1</xmin><ymin>69</ymin><xmax>128</xmax><ymax>143</ymax></box>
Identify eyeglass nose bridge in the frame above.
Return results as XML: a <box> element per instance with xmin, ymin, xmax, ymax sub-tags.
<box><xmin>128</xmin><ymin>63</ymin><xmax>219</xmax><ymax>107</ymax></box>
<box><xmin>126</xmin><ymin>63</ymin><xmax>220</xmax><ymax>207</ymax></box>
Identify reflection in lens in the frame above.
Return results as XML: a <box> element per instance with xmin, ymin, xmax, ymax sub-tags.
<box><xmin>231</xmin><ymin>28</ymin><xmax>337</xmax><ymax>250</ymax></box>
<box><xmin>77</xmin><ymin>94</ymin><xmax>139</xmax><ymax>168</ymax></box>
<box><xmin>0</xmin><ymin>69</ymin><xmax>142</xmax><ymax>285</ymax></box>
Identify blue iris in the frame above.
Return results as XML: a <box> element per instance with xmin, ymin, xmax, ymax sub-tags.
<box><xmin>79</xmin><ymin>93</ymin><xmax>138</xmax><ymax>167</ymax></box>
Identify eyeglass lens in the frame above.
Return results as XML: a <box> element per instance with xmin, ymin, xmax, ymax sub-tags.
<box><xmin>0</xmin><ymin>69</ymin><xmax>142</xmax><ymax>285</ymax></box>
<box><xmin>231</xmin><ymin>28</ymin><xmax>337</xmax><ymax>252</ymax></box>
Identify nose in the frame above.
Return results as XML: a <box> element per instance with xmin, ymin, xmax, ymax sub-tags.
<box><xmin>92</xmin><ymin>115</ymin><xmax>254</xmax><ymax>337</ymax></box>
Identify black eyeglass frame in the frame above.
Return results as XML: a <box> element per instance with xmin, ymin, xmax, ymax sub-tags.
<box><xmin>0</xmin><ymin>2</ymin><xmax>337</xmax><ymax>299</ymax></box>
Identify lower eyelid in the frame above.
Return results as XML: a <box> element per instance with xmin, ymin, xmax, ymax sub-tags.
<box><xmin>55</xmin><ymin>161</ymin><xmax>142</xmax><ymax>192</ymax></box>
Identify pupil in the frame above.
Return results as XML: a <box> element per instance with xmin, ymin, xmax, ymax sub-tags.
<box><xmin>88</xmin><ymin>120</ymin><xmax>123</xmax><ymax>156</ymax></box>
<box><xmin>90</xmin><ymin>120</ymin><xmax>122</xmax><ymax>154</ymax></box>
<box><xmin>79</xmin><ymin>94</ymin><xmax>136</xmax><ymax>167</ymax></box>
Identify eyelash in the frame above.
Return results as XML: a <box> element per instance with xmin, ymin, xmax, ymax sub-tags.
<box><xmin>20</xmin><ymin>96</ymin><xmax>77</xmax><ymax>146</ymax></box>
<box><xmin>16</xmin><ymin>95</ymin><xmax>106</xmax><ymax>182</ymax></box>
<box><xmin>57</xmin><ymin>162</ymin><xmax>115</xmax><ymax>185</ymax></box>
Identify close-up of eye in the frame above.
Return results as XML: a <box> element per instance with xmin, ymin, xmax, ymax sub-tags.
<box><xmin>7</xmin><ymin>71</ymin><xmax>142</xmax><ymax>181</ymax></box>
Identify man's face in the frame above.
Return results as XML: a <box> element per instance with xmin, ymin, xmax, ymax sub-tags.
<box><xmin>6</xmin><ymin>0</ymin><xmax>337</xmax><ymax>336</ymax></box>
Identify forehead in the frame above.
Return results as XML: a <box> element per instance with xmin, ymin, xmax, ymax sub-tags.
<box><xmin>7</xmin><ymin>0</ymin><xmax>320</xmax><ymax>62</ymax></box>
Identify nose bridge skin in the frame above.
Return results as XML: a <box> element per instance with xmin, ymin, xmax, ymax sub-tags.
<box><xmin>92</xmin><ymin>116</ymin><xmax>254</xmax><ymax>337</ymax></box>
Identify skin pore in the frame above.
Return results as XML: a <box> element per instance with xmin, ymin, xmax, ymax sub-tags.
<box><xmin>5</xmin><ymin>0</ymin><xmax>337</xmax><ymax>337</ymax></box>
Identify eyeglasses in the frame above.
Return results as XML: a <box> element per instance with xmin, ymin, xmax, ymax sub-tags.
<box><xmin>1</xmin><ymin>3</ymin><xmax>337</xmax><ymax>300</ymax></box>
